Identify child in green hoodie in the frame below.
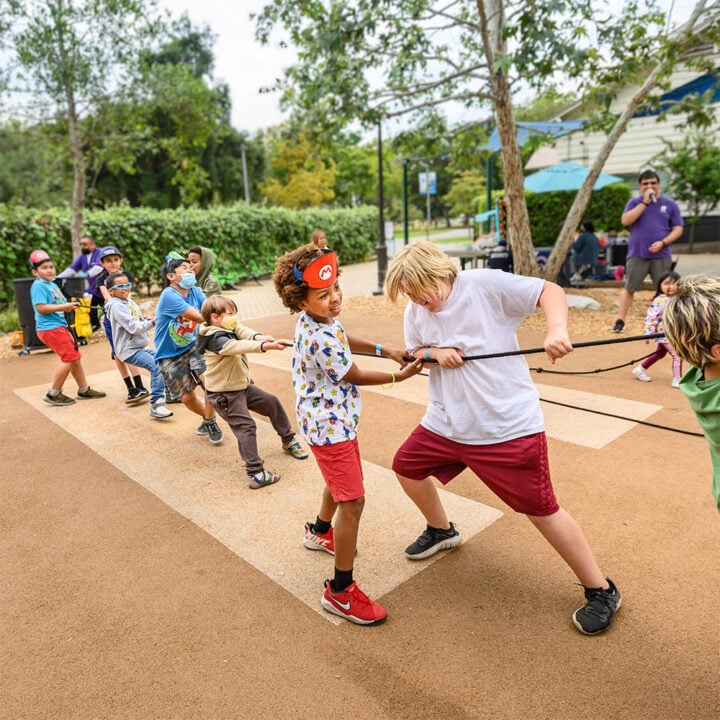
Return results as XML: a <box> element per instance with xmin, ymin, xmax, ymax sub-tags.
<box><xmin>664</xmin><ymin>275</ymin><xmax>720</xmax><ymax>514</ymax></box>
<box><xmin>188</xmin><ymin>245</ymin><xmax>222</xmax><ymax>297</ymax></box>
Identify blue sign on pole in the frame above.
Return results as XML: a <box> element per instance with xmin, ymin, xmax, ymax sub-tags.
<box><xmin>418</xmin><ymin>172</ymin><xmax>437</xmax><ymax>195</ymax></box>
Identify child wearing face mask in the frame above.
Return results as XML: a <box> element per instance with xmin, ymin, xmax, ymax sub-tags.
<box><xmin>198</xmin><ymin>295</ymin><xmax>308</xmax><ymax>489</ymax></box>
<box><xmin>154</xmin><ymin>257</ymin><xmax>224</xmax><ymax>443</ymax></box>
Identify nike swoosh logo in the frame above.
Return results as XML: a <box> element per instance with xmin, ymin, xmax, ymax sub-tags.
<box><xmin>328</xmin><ymin>596</ymin><xmax>351</xmax><ymax>611</ymax></box>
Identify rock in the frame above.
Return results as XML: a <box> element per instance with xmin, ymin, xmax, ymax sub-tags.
<box><xmin>566</xmin><ymin>294</ymin><xmax>602</xmax><ymax>310</ymax></box>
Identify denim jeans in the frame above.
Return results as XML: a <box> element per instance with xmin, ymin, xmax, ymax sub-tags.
<box><xmin>124</xmin><ymin>347</ymin><xmax>166</xmax><ymax>404</ymax></box>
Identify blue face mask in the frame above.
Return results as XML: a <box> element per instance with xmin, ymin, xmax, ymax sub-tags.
<box><xmin>179</xmin><ymin>272</ymin><xmax>197</xmax><ymax>289</ymax></box>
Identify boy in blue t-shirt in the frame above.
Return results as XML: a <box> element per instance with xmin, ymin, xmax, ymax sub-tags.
<box><xmin>154</xmin><ymin>257</ymin><xmax>223</xmax><ymax>443</ymax></box>
<box><xmin>28</xmin><ymin>249</ymin><xmax>106</xmax><ymax>406</ymax></box>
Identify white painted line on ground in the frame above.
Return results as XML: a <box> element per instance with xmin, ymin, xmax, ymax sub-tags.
<box><xmin>15</xmin><ymin>372</ymin><xmax>503</xmax><ymax>624</ymax></box>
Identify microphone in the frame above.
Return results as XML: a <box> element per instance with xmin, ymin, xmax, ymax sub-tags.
<box><xmin>649</xmin><ymin>192</ymin><xmax>657</xmax><ymax>204</ymax></box>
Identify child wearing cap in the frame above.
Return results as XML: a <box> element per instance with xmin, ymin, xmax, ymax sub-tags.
<box><xmin>28</xmin><ymin>249</ymin><xmax>106</xmax><ymax>406</ymax></box>
<box><xmin>198</xmin><ymin>294</ymin><xmax>308</xmax><ymax>489</ymax></box>
<box><xmin>273</xmin><ymin>244</ymin><xmax>423</xmax><ymax>626</ymax></box>
<box><xmin>95</xmin><ymin>245</ymin><xmax>149</xmax><ymax>403</ymax></box>
<box><xmin>104</xmin><ymin>271</ymin><xmax>173</xmax><ymax>420</ymax></box>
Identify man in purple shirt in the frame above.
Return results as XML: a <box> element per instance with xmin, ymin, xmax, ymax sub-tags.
<box><xmin>612</xmin><ymin>170</ymin><xmax>684</xmax><ymax>333</ymax></box>
<box><xmin>59</xmin><ymin>235</ymin><xmax>104</xmax><ymax>329</ymax></box>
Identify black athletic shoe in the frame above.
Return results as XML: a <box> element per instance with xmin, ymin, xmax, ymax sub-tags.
<box><xmin>572</xmin><ymin>577</ymin><xmax>622</xmax><ymax>635</ymax></box>
<box><xmin>404</xmin><ymin>522</ymin><xmax>462</xmax><ymax>560</ymax></box>
<box><xmin>612</xmin><ymin>319</ymin><xmax>625</xmax><ymax>333</ymax></box>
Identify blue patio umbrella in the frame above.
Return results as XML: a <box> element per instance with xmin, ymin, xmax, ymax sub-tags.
<box><xmin>524</xmin><ymin>161</ymin><xmax>624</xmax><ymax>193</ymax></box>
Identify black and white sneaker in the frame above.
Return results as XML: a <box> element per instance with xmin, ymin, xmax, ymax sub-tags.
<box><xmin>404</xmin><ymin>522</ymin><xmax>462</xmax><ymax>560</ymax></box>
<box><xmin>611</xmin><ymin>319</ymin><xmax>625</xmax><ymax>333</ymax></box>
<box><xmin>572</xmin><ymin>577</ymin><xmax>622</xmax><ymax>635</ymax></box>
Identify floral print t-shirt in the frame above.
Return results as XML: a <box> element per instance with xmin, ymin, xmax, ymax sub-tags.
<box><xmin>644</xmin><ymin>293</ymin><xmax>669</xmax><ymax>344</ymax></box>
<box><xmin>292</xmin><ymin>311</ymin><xmax>361</xmax><ymax>446</ymax></box>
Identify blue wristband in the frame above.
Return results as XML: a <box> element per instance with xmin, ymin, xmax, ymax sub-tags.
<box><xmin>424</xmin><ymin>347</ymin><xmax>431</xmax><ymax>360</ymax></box>
<box><xmin>376</xmin><ymin>343</ymin><xmax>382</xmax><ymax>357</ymax></box>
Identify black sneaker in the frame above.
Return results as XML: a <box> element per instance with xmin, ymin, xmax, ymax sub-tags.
<box><xmin>612</xmin><ymin>319</ymin><xmax>625</xmax><ymax>333</ymax></box>
<box><xmin>572</xmin><ymin>577</ymin><xmax>622</xmax><ymax>635</ymax></box>
<box><xmin>404</xmin><ymin>522</ymin><xmax>462</xmax><ymax>560</ymax></box>
<box><xmin>199</xmin><ymin>417</ymin><xmax>223</xmax><ymax>444</ymax></box>
<box><xmin>126</xmin><ymin>387</ymin><xmax>149</xmax><ymax>404</ymax></box>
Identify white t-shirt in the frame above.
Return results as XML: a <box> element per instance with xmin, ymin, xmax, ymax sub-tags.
<box><xmin>292</xmin><ymin>312</ymin><xmax>361</xmax><ymax>446</ymax></box>
<box><xmin>404</xmin><ymin>269</ymin><xmax>545</xmax><ymax>444</ymax></box>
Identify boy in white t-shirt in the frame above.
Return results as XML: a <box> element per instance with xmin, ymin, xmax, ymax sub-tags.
<box><xmin>384</xmin><ymin>241</ymin><xmax>621</xmax><ymax>636</ymax></box>
<box><xmin>273</xmin><ymin>245</ymin><xmax>423</xmax><ymax>626</ymax></box>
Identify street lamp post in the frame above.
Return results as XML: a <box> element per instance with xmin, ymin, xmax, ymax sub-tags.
<box><xmin>372</xmin><ymin>120</ymin><xmax>387</xmax><ymax>295</ymax></box>
<box><xmin>240</xmin><ymin>144</ymin><xmax>250</xmax><ymax>204</ymax></box>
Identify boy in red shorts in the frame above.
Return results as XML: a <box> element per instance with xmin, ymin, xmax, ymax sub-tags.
<box><xmin>384</xmin><ymin>241</ymin><xmax>621</xmax><ymax>636</ymax></box>
<box><xmin>29</xmin><ymin>249</ymin><xmax>106</xmax><ymax>406</ymax></box>
<box><xmin>273</xmin><ymin>245</ymin><xmax>423</xmax><ymax>625</ymax></box>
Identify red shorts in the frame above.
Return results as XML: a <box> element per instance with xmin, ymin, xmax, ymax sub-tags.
<box><xmin>310</xmin><ymin>437</ymin><xmax>364</xmax><ymax>502</ymax></box>
<box><xmin>37</xmin><ymin>327</ymin><xmax>81</xmax><ymax>364</ymax></box>
<box><xmin>392</xmin><ymin>425</ymin><xmax>559</xmax><ymax>516</ymax></box>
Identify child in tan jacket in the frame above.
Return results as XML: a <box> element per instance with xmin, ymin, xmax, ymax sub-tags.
<box><xmin>198</xmin><ymin>295</ymin><xmax>308</xmax><ymax>489</ymax></box>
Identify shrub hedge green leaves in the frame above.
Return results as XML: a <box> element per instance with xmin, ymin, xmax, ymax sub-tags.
<box><xmin>0</xmin><ymin>204</ymin><xmax>379</xmax><ymax>307</ymax></box>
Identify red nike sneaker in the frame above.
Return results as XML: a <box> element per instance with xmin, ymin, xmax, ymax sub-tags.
<box><xmin>320</xmin><ymin>580</ymin><xmax>387</xmax><ymax>626</ymax></box>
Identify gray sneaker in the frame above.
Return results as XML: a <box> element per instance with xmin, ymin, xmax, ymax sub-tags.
<box><xmin>150</xmin><ymin>402</ymin><xmax>173</xmax><ymax>419</ymax></box>
<box><xmin>199</xmin><ymin>416</ymin><xmax>223</xmax><ymax>444</ymax></box>
<box><xmin>44</xmin><ymin>391</ymin><xmax>76</xmax><ymax>406</ymax></box>
<box><xmin>572</xmin><ymin>578</ymin><xmax>622</xmax><ymax>635</ymax></box>
<box><xmin>404</xmin><ymin>522</ymin><xmax>462</xmax><ymax>560</ymax></box>
<box><xmin>76</xmin><ymin>387</ymin><xmax>106</xmax><ymax>399</ymax></box>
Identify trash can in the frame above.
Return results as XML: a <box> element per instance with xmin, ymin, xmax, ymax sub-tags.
<box><xmin>56</xmin><ymin>276</ymin><xmax>87</xmax><ymax>300</ymax></box>
<box><xmin>12</xmin><ymin>278</ymin><xmax>47</xmax><ymax>354</ymax></box>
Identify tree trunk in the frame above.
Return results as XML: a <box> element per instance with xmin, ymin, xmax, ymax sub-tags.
<box><xmin>543</xmin><ymin>2</ymin><xmax>709</xmax><ymax>281</ymax></box>
<box><xmin>67</xmin><ymin>105</ymin><xmax>86</xmax><ymax>257</ymax></box>
<box><xmin>480</xmin><ymin>0</ymin><xmax>538</xmax><ymax>276</ymax></box>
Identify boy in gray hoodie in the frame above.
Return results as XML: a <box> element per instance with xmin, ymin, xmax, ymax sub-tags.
<box><xmin>104</xmin><ymin>272</ymin><xmax>173</xmax><ymax>419</ymax></box>
<box><xmin>198</xmin><ymin>294</ymin><xmax>308</xmax><ymax>489</ymax></box>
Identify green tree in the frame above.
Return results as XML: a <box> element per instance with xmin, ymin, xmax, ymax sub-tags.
<box><xmin>654</xmin><ymin>129</ymin><xmax>720</xmax><ymax>252</ymax></box>
<box><xmin>259</xmin><ymin>130</ymin><xmax>337</xmax><ymax>208</ymax></box>
<box><xmin>256</xmin><ymin>0</ymin><xmax>718</xmax><ymax>278</ymax></box>
<box><xmin>442</xmin><ymin>170</ymin><xmax>486</xmax><ymax>224</ymax></box>
<box><xmin>0</xmin><ymin>0</ymin><xmax>162</xmax><ymax>252</ymax></box>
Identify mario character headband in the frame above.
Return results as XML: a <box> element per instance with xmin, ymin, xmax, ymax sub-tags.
<box><xmin>293</xmin><ymin>251</ymin><xmax>338</xmax><ymax>289</ymax></box>
<box><xmin>29</xmin><ymin>249</ymin><xmax>51</xmax><ymax>268</ymax></box>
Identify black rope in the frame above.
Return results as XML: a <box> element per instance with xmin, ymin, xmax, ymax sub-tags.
<box><xmin>540</xmin><ymin>398</ymin><xmax>705</xmax><ymax>438</ymax></box>
<box><xmin>530</xmin><ymin>351</ymin><xmax>657</xmax><ymax>375</ymax></box>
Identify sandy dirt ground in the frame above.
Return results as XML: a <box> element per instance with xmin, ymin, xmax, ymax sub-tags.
<box><xmin>2</xmin><ymin>286</ymin><xmax>719</xmax><ymax>720</ymax></box>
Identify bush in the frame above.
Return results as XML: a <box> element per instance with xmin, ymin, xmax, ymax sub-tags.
<box><xmin>526</xmin><ymin>184</ymin><xmax>631</xmax><ymax>245</ymax></box>
<box><xmin>0</xmin><ymin>204</ymin><xmax>379</xmax><ymax>308</ymax></box>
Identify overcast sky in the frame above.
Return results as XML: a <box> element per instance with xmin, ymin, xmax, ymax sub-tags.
<box><xmin>157</xmin><ymin>0</ymin><xmax>694</xmax><ymax>135</ymax></box>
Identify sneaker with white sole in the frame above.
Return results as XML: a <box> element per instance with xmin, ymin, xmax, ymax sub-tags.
<box><xmin>283</xmin><ymin>437</ymin><xmax>309</xmax><ymax>459</ymax></box>
<box><xmin>320</xmin><ymin>580</ymin><xmax>387</xmax><ymax>626</ymax></box>
<box><xmin>404</xmin><ymin>522</ymin><xmax>462</xmax><ymax>560</ymax></box>
<box><xmin>150</xmin><ymin>402</ymin><xmax>173</xmax><ymax>419</ymax></box>
<box><xmin>197</xmin><ymin>417</ymin><xmax>223</xmax><ymax>444</ymax></box>
<box><xmin>248</xmin><ymin>469</ymin><xmax>280</xmax><ymax>489</ymax></box>
<box><xmin>671</xmin><ymin>378</ymin><xmax>681</xmax><ymax>388</ymax></box>
<box><xmin>632</xmin><ymin>366</ymin><xmax>651</xmax><ymax>382</ymax></box>
<box><xmin>612</xmin><ymin>319</ymin><xmax>625</xmax><ymax>333</ymax></box>
<box><xmin>303</xmin><ymin>522</ymin><xmax>335</xmax><ymax>555</ymax></box>
<box><xmin>572</xmin><ymin>577</ymin><xmax>622</xmax><ymax>635</ymax></box>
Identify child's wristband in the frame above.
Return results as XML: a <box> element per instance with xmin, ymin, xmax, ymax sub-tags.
<box><xmin>375</xmin><ymin>343</ymin><xmax>383</xmax><ymax>357</ymax></box>
<box><xmin>424</xmin><ymin>347</ymin><xmax>431</xmax><ymax>361</ymax></box>
<box><xmin>381</xmin><ymin>372</ymin><xmax>395</xmax><ymax>390</ymax></box>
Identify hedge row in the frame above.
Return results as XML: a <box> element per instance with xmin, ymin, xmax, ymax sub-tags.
<box><xmin>527</xmin><ymin>184</ymin><xmax>631</xmax><ymax>245</ymax></box>
<box><xmin>0</xmin><ymin>204</ymin><xmax>379</xmax><ymax>307</ymax></box>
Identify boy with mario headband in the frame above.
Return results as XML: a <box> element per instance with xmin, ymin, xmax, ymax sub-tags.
<box><xmin>273</xmin><ymin>245</ymin><xmax>423</xmax><ymax>626</ymax></box>
<box><xmin>28</xmin><ymin>249</ymin><xmax>106</xmax><ymax>406</ymax></box>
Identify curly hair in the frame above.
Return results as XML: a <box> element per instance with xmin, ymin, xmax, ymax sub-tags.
<box><xmin>664</xmin><ymin>275</ymin><xmax>720</xmax><ymax>369</ymax></box>
<box><xmin>273</xmin><ymin>244</ymin><xmax>341</xmax><ymax>313</ymax></box>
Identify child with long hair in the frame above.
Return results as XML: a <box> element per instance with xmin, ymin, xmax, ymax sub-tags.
<box><xmin>631</xmin><ymin>271</ymin><xmax>683</xmax><ymax>387</ymax></box>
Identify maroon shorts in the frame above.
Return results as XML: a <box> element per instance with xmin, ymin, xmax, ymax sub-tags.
<box><xmin>392</xmin><ymin>425</ymin><xmax>559</xmax><ymax>516</ymax></box>
<box><xmin>310</xmin><ymin>437</ymin><xmax>364</xmax><ymax>502</ymax></box>
<box><xmin>37</xmin><ymin>327</ymin><xmax>81</xmax><ymax>363</ymax></box>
